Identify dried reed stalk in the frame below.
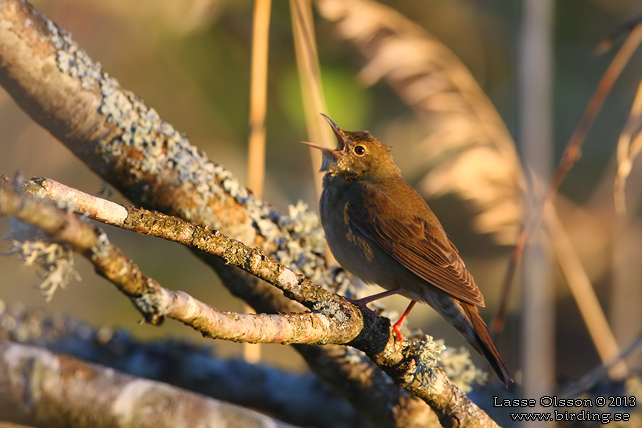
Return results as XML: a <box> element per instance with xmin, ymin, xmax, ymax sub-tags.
<box><xmin>244</xmin><ymin>0</ymin><xmax>273</xmax><ymax>364</ymax></box>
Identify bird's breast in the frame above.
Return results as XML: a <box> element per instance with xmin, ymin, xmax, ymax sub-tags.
<box><xmin>320</xmin><ymin>180</ymin><xmax>424</xmax><ymax>299</ymax></box>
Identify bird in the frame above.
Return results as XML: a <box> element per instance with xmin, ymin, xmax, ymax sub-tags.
<box><xmin>302</xmin><ymin>114</ymin><xmax>513</xmax><ymax>386</ymax></box>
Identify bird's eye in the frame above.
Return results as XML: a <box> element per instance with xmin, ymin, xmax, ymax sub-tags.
<box><xmin>353</xmin><ymin>145</ymin><xmax>366</xmax><ymax>156</ymax></box>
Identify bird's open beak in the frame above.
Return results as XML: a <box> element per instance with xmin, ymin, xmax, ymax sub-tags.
<box><xmin>300</xmin><ymin>140</ymin><xmax>335</xmax><ymax>154</ymax></box>
<box><xmin>320</xmin><ymin>113</ymin><xmax>346</xmax><ymax>151</ymax></box>
<box><xmin>298</xmin><ymin>114</ymin><xmax>347</xmax><ymax>154</ymax></box>
<box><xmin>301</xmin><ymin>139</ymin><xmax>339</xmax><ymax>171</ymax></box>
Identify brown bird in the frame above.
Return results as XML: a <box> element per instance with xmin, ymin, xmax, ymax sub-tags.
<box><xmin>302</xmin><ymin>114</ymin><xmax>512</xmax><ymax>386</ymax></box>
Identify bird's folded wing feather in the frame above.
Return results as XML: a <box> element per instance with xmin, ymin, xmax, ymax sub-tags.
<box><xmin>346</xmin><ymin>183</ymin><xmax>485</xmax><ymax>307</ymax></box>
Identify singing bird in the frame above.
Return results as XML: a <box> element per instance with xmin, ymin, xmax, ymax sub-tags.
<box><xmin>302</xmin><ymin>114</ymin><xmax>512</xmax><ymax>386</ymax></box>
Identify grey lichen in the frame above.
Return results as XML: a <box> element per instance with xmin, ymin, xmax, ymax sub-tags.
<box><xmin>312</xmin><ymin>299</ymin><xmax>350</xmax><ymax>326</ymax></box>
<box><xmin>91</xmin><ymin>231</ymin><xmax>111</xmax><ymax>260</ymax></box>
<box><xmin>275</xmin><ymin>203</ymin><xmax>324</xmax><ymax>272</ymax></box>
<box><xmin>49</xmin><ymin>20</ymin><xmax>101</xmax><ymax>91</ymax></box>
<box><xmin>406</xmin><ymin>335</ymin><xmax>446</xmax><ymax>389</ymax></box>
<box><xmin>2</xmin><ymin>219</ymin><xmax>80</xmax><ymax>302</ymax></box>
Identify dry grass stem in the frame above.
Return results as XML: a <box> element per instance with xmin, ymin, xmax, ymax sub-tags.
<box><xmin>247</xmin><ymin>0</ymin><xmax>272</xmax><ymax>201</ymax></box>
<box><xmin>291</xmin><ymin>0</ymin><xmax>337</xmax><ymax>264</ymax></box>
<box><xmin>244</xmin><ymin>0</ymin><xmax>273</xmax><ymax>364</ymax></box>
<box><xmin>291</xmin><ymin>0</ymin><xmax>334</xmax><ymax>197</ymax></box>
<box><xmin>547</xmin><ymin>204</ymin><xmax>627</xmax><ymax>379</ymax></box>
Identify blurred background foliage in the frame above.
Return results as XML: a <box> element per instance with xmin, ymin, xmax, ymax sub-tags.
<box><xmin>1</xmin><ymin>0</ymin><xmax>642</xmax><ymax>389</ymax></box>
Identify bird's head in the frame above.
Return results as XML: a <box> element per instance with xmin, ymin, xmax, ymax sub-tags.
<box><xmin>301</xmin><ymin>114</ymin><xmax>400</xmax><ymax>182</ymax></box>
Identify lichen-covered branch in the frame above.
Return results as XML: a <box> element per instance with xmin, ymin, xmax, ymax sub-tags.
<box><xmin>0</xmin><ymin>179</ymin><xmax>358</xmax><ymax>346</ymax></box>
<box><xmin>23</xmin><ymin>177</ymin><xmax>364</xmax><ymax>342</ymax></box>
<box><xmin>0</xmin><ymin>340</ymin><xmax>294</xmax><ymax>428</ymax></box>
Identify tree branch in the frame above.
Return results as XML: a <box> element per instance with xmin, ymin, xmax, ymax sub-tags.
<box><xmin>0</xmin><ymin>340</ymin><xmax>294</xmax><ymax>428</ymax></box>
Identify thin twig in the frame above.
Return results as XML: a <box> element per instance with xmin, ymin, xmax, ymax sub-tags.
<box><xmin>14</xmin><ymin>178</ymin><xmax>364</xmax><ymax>340</ymax></box>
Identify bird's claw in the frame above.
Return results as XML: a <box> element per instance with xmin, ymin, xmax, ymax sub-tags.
<box><xmin>392</xmin><ymin>324</ymin><xmax>404</xmax><ymax>342</ymax></box>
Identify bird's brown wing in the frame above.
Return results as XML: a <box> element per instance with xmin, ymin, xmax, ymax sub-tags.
<box><xmin>345</xmin><ymin>182</ymin><xmax>485</xmax><ymax>307</ymax></box>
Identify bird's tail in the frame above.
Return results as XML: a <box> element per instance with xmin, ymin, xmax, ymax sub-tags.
<box><xmin>461</xmin><ymin>303</ymin><xmax>513</xmax><ymax>387</ymax></box>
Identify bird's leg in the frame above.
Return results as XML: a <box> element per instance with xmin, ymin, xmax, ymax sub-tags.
<box><xmin>347</xmin><ymin>287</ymin><xmax>402</xmax><ymax>321</ymax></box>
<box><xmin>353</xmin><ymin>287</ymin><xmax>402</xmax><ymax>305</ymax></box>
<box><xmin>392</xmin><ymin>300</ymin><xmax>417</xmax><ymax>342</ymax></box>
